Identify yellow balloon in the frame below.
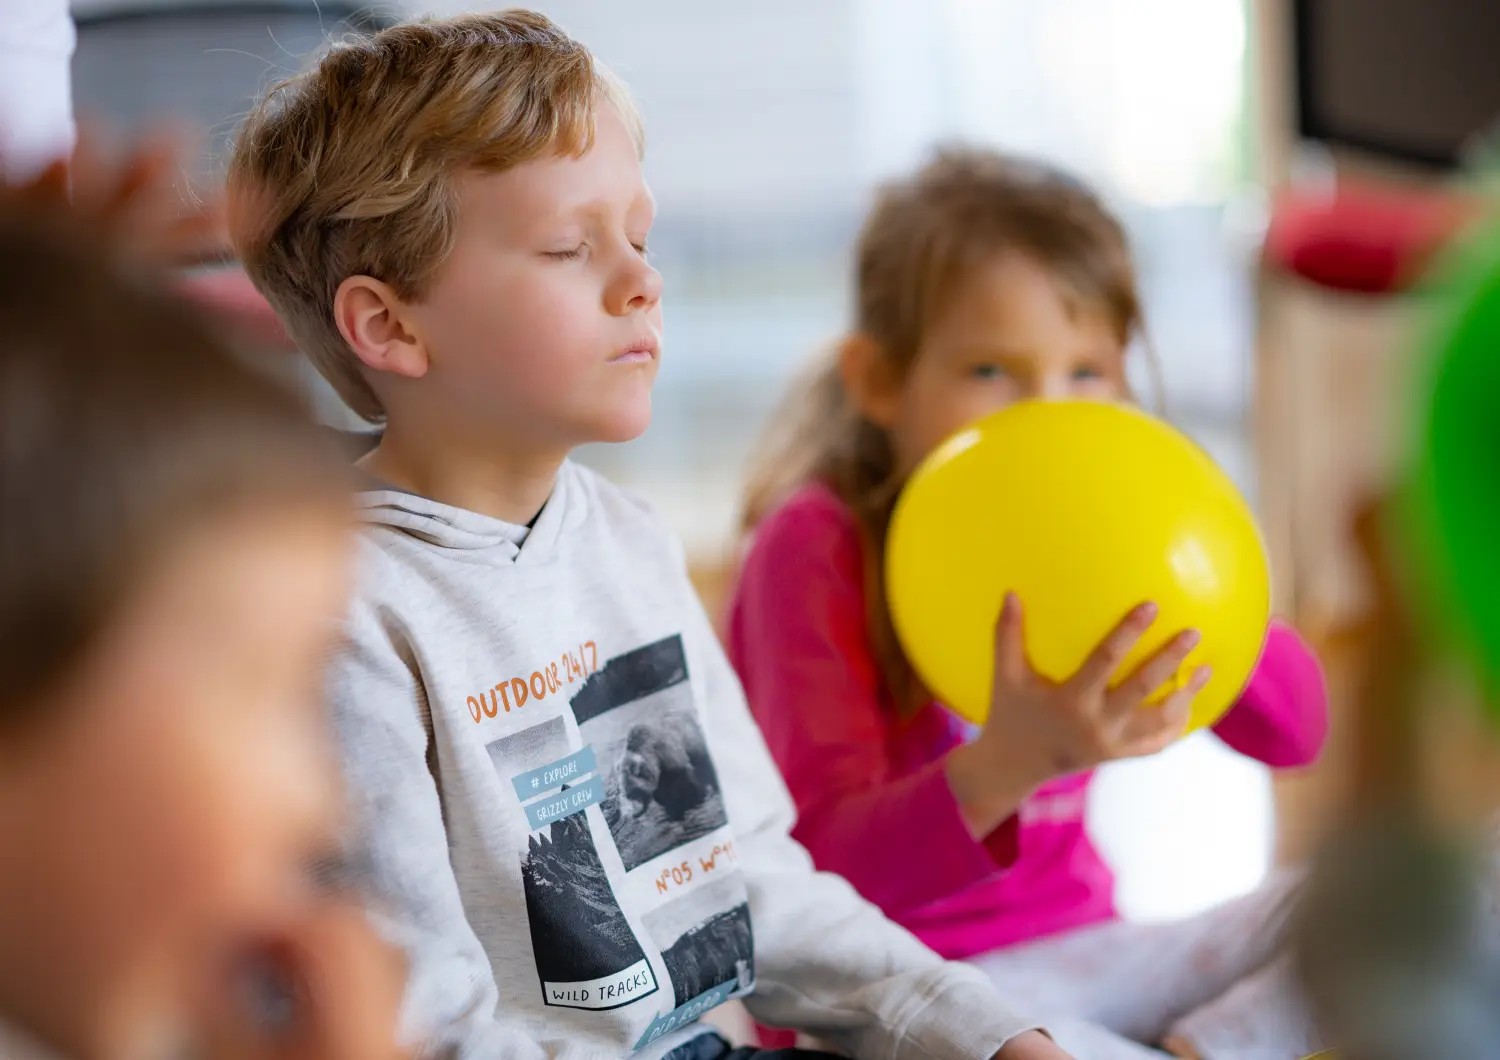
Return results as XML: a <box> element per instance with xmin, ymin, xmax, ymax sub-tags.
<box><xmin>886</xmin><ymin>400</ymin><xmax>1271</xmax><ymax>732</ymax></box>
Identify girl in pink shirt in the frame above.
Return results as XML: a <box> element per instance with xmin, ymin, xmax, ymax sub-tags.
<box><xmin>726</xmin><ymin>148</ymin><xmax>1329</xmax><ymax>1059</ymax></box>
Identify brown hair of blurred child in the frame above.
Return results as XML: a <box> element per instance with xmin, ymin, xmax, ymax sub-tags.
<box><xmin>0</xmin><ymin>197</ymin><xmax>398</xmax><ymax>1060</ymax></box>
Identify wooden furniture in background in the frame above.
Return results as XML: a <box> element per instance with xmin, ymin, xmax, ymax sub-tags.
<box><xmin>1255</xmin><ymin>182</ymin><xmax>1480</xmax><ymax>863</ymax></box>
<box><xmin>1256</xmin><ymin>183</ymin><xmax>1474</xmax><ymax>640</ymax></box>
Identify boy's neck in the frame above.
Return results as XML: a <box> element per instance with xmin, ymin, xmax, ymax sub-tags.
<box><xmin>359</xmin><ymin>424</ymin><xmax>565</xmax><ymax>526</ymax></box>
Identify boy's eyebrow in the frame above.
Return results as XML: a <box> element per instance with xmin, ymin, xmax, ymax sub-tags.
<box><xmin>543</xmin><ymin>188</ymin><xmax>656</xmax><ymax>225</ymax></box>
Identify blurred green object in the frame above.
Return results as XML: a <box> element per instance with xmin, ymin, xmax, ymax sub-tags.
<box><xmin>1412</xmin><ymin>208</ymin><xmax>1500</xmax><ymax>712</ymax></box>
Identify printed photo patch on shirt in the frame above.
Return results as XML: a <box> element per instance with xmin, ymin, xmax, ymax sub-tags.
<box><xmin>572</xmin><ymin>634</ymin><xmax>756</xmax><ymax>1035</ymax></box>
<box><xmin>570</xmin><ymin>635</ymin><xmax>727</xmax><ymax>873</ymax></box>
<box><xmin>486</xmin><ymin>717</ymin><xmax>659</xmax><ymax>1011</ymax></box>
<box><xmin>641</xmin><ymin>873</ymin><xmax>755</xmax><ymax>1009</ymax></box>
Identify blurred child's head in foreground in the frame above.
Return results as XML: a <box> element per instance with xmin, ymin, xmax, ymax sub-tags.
<box><xmin>0</xmin><ymin>205</ymin><xmax>351</xmax><ymax>1060</ymax></box>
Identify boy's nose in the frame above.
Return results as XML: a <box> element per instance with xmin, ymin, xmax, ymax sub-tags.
<box><xmin>608</xmin><ymin>256</ymin><xmax>662</xmax><ymax>316</ymax></box>
<box><xmin>637</xmin><ymin>262</ymin><xmax>663</xmax><ymax>308</ymax></box>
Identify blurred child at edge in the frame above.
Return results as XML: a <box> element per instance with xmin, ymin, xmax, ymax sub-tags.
<box><xmin>728</xmin><ymin>147</ymin><xmax>1330</xmax><ymax>1060</ymax></box>
<box><xmin>0</xmin><ymin>154</ymin><xmax>404</xmax><ymax>1060</ymax></box>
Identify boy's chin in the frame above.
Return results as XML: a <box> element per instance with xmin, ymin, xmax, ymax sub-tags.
<box><xmin>581</xmin><ymin>400</ymin><xmax>653</xmax><ymax>446</ymax></box>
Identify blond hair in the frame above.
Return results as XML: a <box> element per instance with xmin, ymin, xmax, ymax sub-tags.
<box><xmin>227</xmin><ymin>10</ymin><xmax>643</xmax><ymax>423</ymax></box>
<box><xmin>742</xmin><ymin>147</ymin><xmax>1145</xmax><ymax>715</ymax></box>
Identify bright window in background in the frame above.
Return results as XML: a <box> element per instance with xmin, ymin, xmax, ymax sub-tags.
<box><xmin>868</xmin><ymin>0</ymin><xmax>1252</xmax><ymax>205</ymax></box>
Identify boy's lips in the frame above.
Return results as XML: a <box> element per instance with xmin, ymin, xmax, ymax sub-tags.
<box><xmin>609</xmin><ymin>339</ymin><xmax>659</xmax><ymax>365</ymax></box>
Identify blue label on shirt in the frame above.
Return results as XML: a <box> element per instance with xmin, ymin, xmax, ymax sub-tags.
<box><xmin>522</xmin><ymin>773</ymin><xmax>606</xmax><ymax>831</ymax></box>
<box><xmin>511</xmin><ymin>745</ymin><xmax>597</xmax><ymax>801</ymax></box>
<box><xmin>633</xmin><ymin>980</ymin><xmax>740</xmax><ymax>1050</ymax></box>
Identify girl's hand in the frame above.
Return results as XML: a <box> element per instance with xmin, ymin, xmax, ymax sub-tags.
<box><xmin>200</xmin><ymin>901</ymin><xmax>408</xmax><ymax>1060</ymax></box>
<box><xmin>948</xmin><ymin>594</ymin><xmax>1209</xmax><ymax>837</ymax></box>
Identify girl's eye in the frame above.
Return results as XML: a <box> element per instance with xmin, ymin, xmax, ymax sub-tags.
<box><xmin>631</xmin><ymin>240</ymin><xmax>650</xmax><ymax>259</ymax></box>
<box><xmin>1071</xmin><ymin>365</ymin><xmax>1103</xmax><ymax>381</ymax></box>
<box><xmin>971</xmin><ymin>364</ymin><xmax>1007</xmax><ymax>381</ymax></box>
<box><xmin>545</xmin><ymin>246</ymin><xmax>584</xmax><ymax>261</ymax></box>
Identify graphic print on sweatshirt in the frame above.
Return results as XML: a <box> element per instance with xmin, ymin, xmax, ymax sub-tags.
<box><xmin>641</xmin><ymin>873</ymin><xmax>755</xmax><ymax>1008</ymax></box>
<box><xmin>572</xmin><ymin>636</ymin><xmax>754</xmax><ymax>1012</ymax></box>
<box><xmin>486</xmin><ymin>716</ymin><xmax>658</xmax><ymax>1011</ymax></box>
<box><xmin>489</xmin><ymin>634</ymin><xmax>755</xmax><ymax>1030</ymax></box>
<box><xmin>570</xmin><ymin>636</ymin><xmax>727</xmax><ymax>869</ymax></box>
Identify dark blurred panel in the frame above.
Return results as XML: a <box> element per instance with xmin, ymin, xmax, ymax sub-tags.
<box><xmin>71</xmin><ymin>1</ymin><xmax>395</xmax><ymax>187</ymax></box>
<box><xmin>1294</xmin><ymin>0</ymin><xmax>1500</xmax><ymax>168</ymax></box>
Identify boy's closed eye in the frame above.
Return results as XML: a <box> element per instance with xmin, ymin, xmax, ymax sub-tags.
<box><xmin>543</xmin><ymin>237</ymin><xmax>650</xmax><ymax>261</ymax></box>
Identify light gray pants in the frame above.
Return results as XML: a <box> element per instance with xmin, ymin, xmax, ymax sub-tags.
<box><xmin>968</xmin><ymin>876</ymin><xmax>1325</xmax><ymax>1060</ymax></box>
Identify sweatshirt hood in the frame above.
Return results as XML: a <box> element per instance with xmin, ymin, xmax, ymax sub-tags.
<box><xmin>354</xmin><ymin>461</ymin><xmax>579</xmax><ymax>563</ymax></box>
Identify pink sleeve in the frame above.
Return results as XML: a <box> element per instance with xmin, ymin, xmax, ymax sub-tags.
<box><xmin>1210</xmin><ymin>620</ymin><xmax>1329</xmax><ymax>768</ymax></box>
<box><xmin>726</xmin><ymin>491</ymin><xmax>1017</xmax><ymax>918</ymax></box>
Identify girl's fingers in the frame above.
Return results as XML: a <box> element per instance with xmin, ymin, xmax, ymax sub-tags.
<box><xmin>991</xmin><ymin>592</ymin><xmax>1029</xmax><ymax>691</ymax></box>
<box><xmin>1069</xmin><ymin>602</ymin><xmax>1158</xmax><ymax>694</ymax></box>
<box><xmin>1119</xmin><ymin>667</ymin><xmax>1209</xmax><ymax>753</ymax></box>
<box><xmin>1104</xmin><ymin>628</ymin><xmax>1201</xmax><ymax>717</ymax></box>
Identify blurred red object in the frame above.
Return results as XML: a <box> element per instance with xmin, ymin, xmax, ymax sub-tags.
<box><xmin>176</xmin><ymin>268</ymin><xmax>292</xmax><ymax>351</ymax></box>
<box><xmin>1263</xmin><ymin>182</ymin><xmax>1477</xmax><ymax>295</ymax></box>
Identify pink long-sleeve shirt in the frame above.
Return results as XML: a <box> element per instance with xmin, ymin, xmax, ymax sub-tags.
<box><xmin>726</xmin><ymin>483</ymin><xmax>1329</xmax><ymax>961</ymax></box>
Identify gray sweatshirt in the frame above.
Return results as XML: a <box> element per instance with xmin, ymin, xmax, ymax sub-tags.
<box><xmin>330</xmin><ymin>460</ymin><xmax>1038</xmax><ymax>1060</ymax></box>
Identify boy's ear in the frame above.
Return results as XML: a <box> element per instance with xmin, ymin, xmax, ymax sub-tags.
<box><xmin>333</xmin><ymin>275</ymin><xmax>428</xmax><ymax>380</ymax></box>
<box><xmin>837</xmin><ymin>332</ymin><xmax>901</xmax><ymax>429</ymax></box>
